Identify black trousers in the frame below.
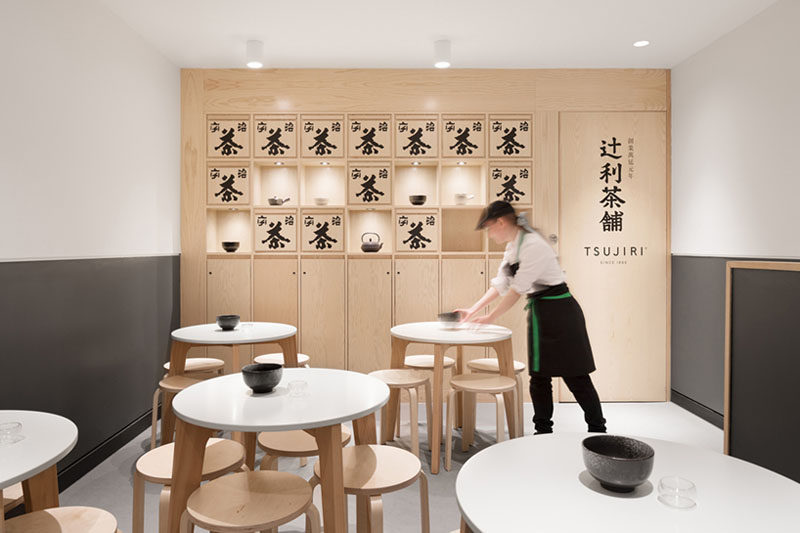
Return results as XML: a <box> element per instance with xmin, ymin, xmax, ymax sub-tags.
<box><xmin>529</xmin><ymin>374</ymin><xmax>606</xmax><ymax>434</ymax></box>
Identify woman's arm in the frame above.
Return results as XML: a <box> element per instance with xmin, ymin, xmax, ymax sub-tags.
<box><xmin>470</xmin><ymin>288</ymin><xmax>522</xmax><ymax>324</ymax></box>
<box><xmin>455</xmin><ymin>287</ymin><xmax>500</xmax><ymax>322</ymax></box>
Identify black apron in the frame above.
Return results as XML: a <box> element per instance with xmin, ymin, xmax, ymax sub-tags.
<box><xmin>525</xmin><ymin>283</ymin><xmax>596</xmax><ymax>377</ymax></box>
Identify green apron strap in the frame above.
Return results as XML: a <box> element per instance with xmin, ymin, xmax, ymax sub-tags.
<box><xmin>540</xmin><ymin>292</ymin><xmax>572</xmax><ymax>300</ymax></box>
<box><xmin>525</xmin><ymin>298</ymin><xmax>541</xmax><ymax>373</ymax></box>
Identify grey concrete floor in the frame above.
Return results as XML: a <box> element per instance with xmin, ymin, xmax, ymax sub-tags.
<box><xmin>60</xmin><ymin>402</ymin><xmax>721</xmax><ymax>532</ymax></box>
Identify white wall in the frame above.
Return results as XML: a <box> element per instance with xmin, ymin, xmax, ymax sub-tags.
<box><xmin>0</xmin><ymin>0</ymin><xmax>180</xmax><ymax>261</ymax></box>
<box><xmin>671</xmin><ymin>0</ymin><xmax>800</xmax><ymax>258</ymax></box>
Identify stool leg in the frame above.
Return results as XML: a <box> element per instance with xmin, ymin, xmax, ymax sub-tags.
<box><xmin>260</xmin><ymin>454</ymin><xmax>278</xmax><ymax>471</ymax></box>
<box><xmin>494</xmin><ymin>393</ymin><xmax>507</xmax><ymax>443</ymax></box>
<box><xmin>369</xmin><ymin>495</ymin><xmax>384</xmax><ymax>533</ymax></box>
<box><xmin>305</xmin><ymin>502</ymin><xmax>321</xmax><ymax>533</ymax></box>
<box><xmin>418</xmin><ymin>472</ymin><xmax>430</xmax><ymax>533</ymax></box>
<box><xmin>379</xmin><ymin>405</ymin><xmax>388</xmax><ymax>444</ymax></box>
<box><xmin>409</xmin><ymin>386</ymin><xmax>419</xmax><ymax>458</ymax></box>
<box><xmin>516</xmin><ymin>374</ymin><xmax>524</xmax><ymax>436</ymax></box>
<box><xmin>151</xmin><ymin>388</ymin><xmax>160</xmax><ymax>450</ymax></box>
<box><xmin>158</xmin><ymin>486</ymin><xmax>170</xmax><ymax>533</ymax></box>
<box><xmin>396</xmin><ymin>393</ymin><xmax>402</xmax><ymax>437</ymax></box>
<box><xmin>133</xmin><ymin>470</ymin><xmax>144</xmax><ymax>533</ymax></box>
<box><xmin>423</xmin><ymin>380</ymin><xmax>433</xmax><ymax>453</ymax></box>
<box><xmin>179</xmin><ymin>510</ymin><xmax>192</xmax><ymax>533</ymax></box>
<box><xmin>462</xmin><ymin>392</ymin><xmax>475</xmax><ymax>452</ymax></box>
<box><xmin>300</xmin><ymin>456</ymin><xmax>308</xmax><ymax>467</ymax></box>
<box><xmin>511</xmin><ymin>384</ymin><xmax>520</xmax><ymax>439</ymax></box>
<box><xmin>445</xmin><ymin>389</ymin><xmax>456</xmax><ymax>471</ymax></box>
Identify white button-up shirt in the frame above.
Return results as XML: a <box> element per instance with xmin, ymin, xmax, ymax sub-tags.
<box><xmin>490</xmin><ymin>230</ymin><xmax>566</xmax><ymax>296</ymax></box>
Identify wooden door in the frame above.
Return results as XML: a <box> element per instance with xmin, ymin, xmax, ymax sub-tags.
<box><xmin>300</xmin><ymin>258</ymin><xmax>345</xmax><ymax>369</ymax></box>
<box><xmin>207</xmin><ymin>258</ymin><xmax>251</xmax><ymax>371</ymax></box>
<box><xmin>559</xmin><ymin>112</ymin><xmax>667</xmax><ymax>401</ymax></box>
<box><xmin>394</xmin><ymin>258</ymin><xmax>439</xmax><ymax>356</ymax></box>
<box><xmin>253</xmin><ymin>258</ymin><xmax>298</xmax><ymax>357</ymax></box>
<box><xmin>441</xmin><ymin>258</ymin><xmax>487</xmax><ymax>363</ymax></box>
<box><xmin>348</xmin><ymin>259</ymin><xmax>392</xmax><ymax>373</ymax></box>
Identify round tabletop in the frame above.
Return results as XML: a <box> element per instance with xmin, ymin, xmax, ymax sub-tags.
<box><xmin>456</xmin><ymin>433</ymin><xmax>800</xmax><ymax>532</ymax></box>
<box><xmin>172</xmin><ymin>368</ymin><xmax>390</xmax><ymax>432</ymax></box>
<box><xmin>0</xmin><ymin>410</ymin><xmax>78</xmax><ymax>489</ymax></box>
<box><xmin>171</xmin><ymin>322</ymin><xmax>297</xmax><ymax>345</ymax></box>
<box><xmin>390</xmin><ymin>322</ymin><xmax>512</xmax><ymax>344</ymax></box>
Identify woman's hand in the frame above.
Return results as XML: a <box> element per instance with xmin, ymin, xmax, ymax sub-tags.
<box><xmin>469</xmin><ymin>314</ymin><xmax>494</xmax><ymax>325</ymax></box>
<box><xmin>455</xmin><ymin>308</ymin><xmax>477</xmax><ymax>322</ymax></box>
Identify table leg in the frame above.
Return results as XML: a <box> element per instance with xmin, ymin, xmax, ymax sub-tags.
<box><xmin>161</xmin><ymin>390</ymin><xmax>176</xmax><ymax>445</ymax></box>
<box><xmin>382</xmin><ymin>336</ymin><xmax>408</xmax><ymax>443</ymax></box>
<box><xmin>493</xmin><ymin>339</ymin><xmax>519</xmax><ymax>438</ymax></box>
<box><xmin>309</xmin><ymin>425</ymin><xmax>347</xmax><ymax>533</ymax></box>
<box><xmin>351</xmin><ymin>413</ymin><xmax>378</xmax><ymax>533</ymax></box>
<box><xmin>166</xmin><ymin>419</ymin><xmax>212</xmax><ymax>533</ymax></box>
<box><xmin>0</xmin><ymin>489</ymin><xmax>4</xmax><ymax>533</ymax></box>
<box><xmin>455</xmin><ymin>346</ymin><xmax>464</xmax><ymax>429</ymax></box>
<box><xmin>167</xmin><ymin>340</ymin><xmax>191</xmax><ymax>377</ymax></box>
<box><xmin>430</xmin><ymin>344</ymin><xmax>445</xmax><ymax>474</ymax></box>
<box><xmin>277</xmin><ymin>334</ymin><xmax>299</xmax><ymax>368</ymax></box>
<box><xmin>232</xmin><ymin>431</ymin><xmax>257</xmax><ymax>470</ymax></box>
<box><xmin>460</xmin><ymin>517</ymin><xmax>474</xmax><ymax>533</ymax></box>
<box><xmin>231</xmin><ymin>344</ymin><xmax>240</xmax><ymax>373</ymax></box>
<box><xmin>22</xmin><ymin>464</ymin><xmax>58</xmax><ymax>512</ymax></box>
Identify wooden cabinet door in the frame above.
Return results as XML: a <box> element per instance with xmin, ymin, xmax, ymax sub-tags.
<box><xmin>442</xmin><ymin>258</ymin><xmax>487</xmax><ymax>362</ymax></box>
<box><xmin>348</xmin><ymin>259</ymin><xmax>392</xmax><ymax>374</ymax></box>
<box><xmin>395</xmin><ymin>258</ymin><xmax>439</xmax><ymax>356</ymax></box>
<box><xmin>207</xmin><ymin>258</ymin><xmax>252</xmax><ymax>370</ymax></box>
<box><xmin>253</xmin><ymin>258</ymin><xmax>298</xmax><ymax>356</ymax></box>
<box><xmin>300</xmin><ymin>258</ymin><xmax>345</xmax><ymax>369</ymax></box>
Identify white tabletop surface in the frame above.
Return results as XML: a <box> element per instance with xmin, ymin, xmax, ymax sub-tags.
<box><xmin>0</xmin><ymin>410</ymin><xmax>78</xmax><ymax>489</ymax></box>
<box><xmin>171</xmin><ymin>322</ymin><xmax>297</xmax><ymax>345</ymax></box>
<box><xmin>172</xmin><ymin>368</ymin><xmax>389</xmax><ymax>432</ymax></box>
<box><xmin>456</xmin><ymin>432</ymin><xmax>800</xmax><ymax>532</ymax></box>
<box><xmin>390</xmin><ymin>322</ymin><xmax>511</xmax><ymax>344</ymax></box>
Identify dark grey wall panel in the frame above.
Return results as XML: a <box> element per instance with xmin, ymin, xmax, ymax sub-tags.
<box><xmin>729</xmin><ymin>266</ymin><xmax>800</xmax><ymax>482</ymax></box>
<box><xmin>0</xmin><ymin>255</ymin><xmax>179</xmax><ymax>484</ymax></box>
<box><xmin>670</xmin><ymin>256</ymin><xmax>729</xmax><ymax>416</ymax></box>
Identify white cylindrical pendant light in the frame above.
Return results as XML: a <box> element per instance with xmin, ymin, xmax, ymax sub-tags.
<box><xmin>246</xmin><ymin>40</ymin><xmax>264</xmax><ymax>69</ymax></box>
<box><xmin>434</xmin><ymin>39</ymin><xmax>451</xmax><ymax>69</ymax></box>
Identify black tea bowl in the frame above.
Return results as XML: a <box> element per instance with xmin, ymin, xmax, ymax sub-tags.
<box><xmin>438</xmin><ymin>311</ymin><xmax>460</xmax><ymax>329</ymax></box>
<box><xmin>216</xmin><ymin>314</ymin><xmax>240</xmax><ymax>331</ymax></box>
<box><xmin>242</xmin><ymin>363</ymin><xmax>283</xmax><ymax>394</ymax></box>
<box><xmin>582</xmin><ymin>435</ymin><xmax>654</xmax><ymax>493</ymax></box>
<box><xmin>222</xmin><ymin>241</ymin><xmax>240</xmax><ymax>252</ymax></box>
<box><xmin>409</xmin><ymin>194</ymin><xmax>427</xmax><ymax>206</ymax></box>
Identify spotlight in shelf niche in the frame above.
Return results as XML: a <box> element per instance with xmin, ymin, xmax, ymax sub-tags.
<box><xmin>320</xmin><ymin>161</ymin><xmax>331</xmax><ymax>166</ymax></box>
<box><xmin>456</xmin><ymin>161</ymin><xmax>467</xmax><ymax>166</ymax></box>
<box><xmin>274</xmin><ymin>161</ymin><xmax>285</xmax><ymax>166</ymax></box>
<box><xmin>633</xmin><ymin>40</ymin><xmax>650</xmax><ymax>48</ymax></box>
<box><xmin>246</xmin><ymin>40</ymin><xmax>264</xmax><ymax>69</ymax></box>
<box><xmin>411</xmin><ymin>161</ymin><xmax>421</xmax><ymax>166</ymax></box>
<box><xmin>434</xmin><ymin>39</ymin><xmax>451</xmax><ymax>69</ymax></box>
<box><xmin>228</xmin><ymin>207</ymin><xmax>238</xmax><ymax>211</ymax></box>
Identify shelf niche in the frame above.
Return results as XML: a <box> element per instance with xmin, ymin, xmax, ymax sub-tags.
<box><xmin>302</xmin><ymin>164</ymin><xmax>346</xmax><ymax>206</ymax></box>
<box><xmin>207</xmin><ymin>208</ymin><xmax>252</xmax><ymax>254</ymax></box>
<box><xmin>253</xmin><ymin>163</ymin><xmax>299</xmax><ymax>207</ymax></box>
<box><xmin>394</xmin><ymin>163</ymin><xmax>437</xmax><ymax>207</ymax></box>
<box><xmin>440</xmin><ymin>163</ymin><xmax>485</xmax><ymax>206</ymax></box>
<box><xmin>442</xmin><ymin>208</ymin><xmax>485</xmax><ymax>252</ymax></box>
<box><xmin>347</xmin><ymin>209</ymin><xmax>393</xmax><ymax>254</ymax></box>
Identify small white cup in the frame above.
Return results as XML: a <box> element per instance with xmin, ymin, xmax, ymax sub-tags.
<box><xmin>288</xmin><ymin>380</ymin><xmax>309</xmax><ymax>398</ymax></box>
<box><xmin>658</xmin><ymin>476</ymin><xmax>697</xmax><ymax>509</ymax></box>
<box><xmin>454</xmin><ymin>193</ymin><xmax>474</xmax><ymax>205</ymax></box>
<box><xmin>0</xmin><ymin>422</ymin><xmax>23</xmax><ymax>446</ymax></box>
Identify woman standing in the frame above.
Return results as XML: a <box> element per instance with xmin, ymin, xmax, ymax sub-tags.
<box><xmin>456</xmin><ymin>201</ymin><xmax>606</xmax><ymax>434</ymax></box>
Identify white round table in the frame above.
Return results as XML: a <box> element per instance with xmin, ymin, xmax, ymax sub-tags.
<box><xmin>387</xmin><ymin>322</ymin><xmax>517</xmax><ymax>475</ymax></box>
<box><xmin>165</xmin><ymin>368</ymin><xmax>389</xmax><ymax>533</ymax></box>
<box><xmin>0</xmin><ymin>410</ymin><xmax>78</xmax><ymax>518</ymax></box>
<box><xmin>456</xmin><ymin>433</ymin><xmax>800</xmax><ymax>532</ymax></box>
<box><xmin>162</xmin><ymin>321</ymin><xmax>298</xmax><ymax>448</ymax></box>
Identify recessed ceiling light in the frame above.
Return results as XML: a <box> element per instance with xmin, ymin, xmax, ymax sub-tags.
<box><xmin>633</xmin><ymin>40</ymin><xmax>650</xmax><ymax>48</ymax></box>
<box><xmin>434</xmin><ymin>39</ymin><xmax>451</xmax><ymax>69</ymax></box>
<box><xmin>411</xmin><ymin>161</ymin><xmax>421</xmax><ymax>166</ymax></box>
<box><xmin>246</xmin><ymin>40</ymin><xmax>264</xmax><ymax>68</ymax></box>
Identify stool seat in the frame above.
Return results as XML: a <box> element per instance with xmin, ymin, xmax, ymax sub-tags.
<box><xmin>158</xmin><ymin>375</ymin><xmax>200</xmax><ymax>394</ymax></box>
<box><xmin>2</xmin><ymin>482</ymin><xmax>23</xmax><ymax>512</ymax></box>
<box><xmin>254</xmin><ymin>352</ymin><xmax>311</xmax><ymax>366</ymax></box>
<box><xmin>369</xmin><ymin>369</ymin><xmax>429</xmax><ymax>388</ymax></box>
<box><xmin>185</xmin><ymin>471</ymin><xmax>313</xmax><ymax>531</ymax></box>
<box><xmin>404</xmin><ymin>355</ymin><xmax>456</xmax><ymax>369</ymax></box>
<box><xmin>314</xmin><ymin>444</ymin><xmax>422</xmax><ymax>495</ymax></box>
<box><xmin>136</xmin><ymin>438</ymin><xmax>244</xmax><ymax>484</ymax></box>
<box><xmin>257</xmin><ymin>427</ymin><xmax>351</xmax><ymax>457</ymax></box>
<box><xmin>467</xmin><ymin>358</ymin><xmax>526</xmax><ymax>374</ymax></box>
<box><xmin>5</xmin><ymin>506</ymin><xmax>117</xmax><ymax>533</ymax></box>
<box><xmin>450</xmin><ymin>373</ymin><xmax>516</xmax><ymax>393</ymax></box>
<box><xmin>162</xmin><ymin>357</ymin><xmax>224</xmax><ymax>373</ymax></box>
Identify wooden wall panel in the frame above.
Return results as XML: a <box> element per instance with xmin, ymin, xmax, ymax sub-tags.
<box><xmin>253</xmin><ymin>257</ymin><xmax>298</xmax><ymax>356</ymax></box>
<box><xmin>559</xmin><ymin>112</ymin><xmax>667</xmax><ymax>401</ymax></box>
<box><xmin>347</xmin><ymin>259</ymin><xmax>393</xmax><ymax>373</ymax></box>
<box><xmin>300</xmin><ymin>258</ymin><xmax>345</xmax><ymax>369</ymax></box>
<box><xmin>533</xmin><ymin>111</ymin><xmax>559</xmax><ymax>254</ymax></box>
<box><xmin>206</xmin><ymin>258</ymin><xmax>252</xmax><ymax>371</ymax></box>
<box><xmin>395</xmin><ymin>258</ymin><xmax>438</xmax><ymax>357</ymax></box>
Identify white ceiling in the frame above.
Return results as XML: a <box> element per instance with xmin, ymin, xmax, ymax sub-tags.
<box><xmin>97</xmin><ymin>0</ymin><xmax>778</xmax><ymax>69</ymax></box>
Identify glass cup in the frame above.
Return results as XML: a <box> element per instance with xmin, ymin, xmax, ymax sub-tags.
<box><xmin>288</xmin><ymin>380</ymin><xmax>309</xmax><ymax>398</ymax></box>
<box><xmin>0</xmin><ymin>421</ymin><xmax>24</xmax><ymax>446</ymax></box>
<box><xmin>658</xmin><ymin>476</ymin><xmax>697</xmax><ymax>509</ymax></box>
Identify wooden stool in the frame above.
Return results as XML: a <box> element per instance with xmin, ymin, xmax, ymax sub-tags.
<box><xmin>5</xmin><ymin>506</ymin><xmax>118</xmax><ymax>532</ymax></box>
<box><xmin>162</xmin><ymin>357</ymin><xmax>225</xmax><ymax>377</ymax></box>
<box><xmin>403</xmin><ymin>354</ymin><xmax>455</xmax><ymax>370</ymax></box>
<box><xmin>179</xmin><ymin>470</ymin><xmax>320</xmax><ymax>533</ymax></box>
<box><xmin>445</xmin><ymin>374</ymin><xmax>517</xmax><ymax>471</ymax></box>
<box><xmin>467</xmin><ymin>357</ymin><xmax>526</xmax><ymax>438</ymax></box>
<box><xmin>257</xmin><ymin>425</ymin><xmax>351</xmax><ymax>470</ymax></box>
<box><xmin>133</xmin><ymin>437</ymin><xmax>245</xmax><ymax>533</ymax></box>
<box><xmin>150</xmin><ymin>375</ymin><xmax>201</xmax><ymax>450</ymax></box>
<box><xmin>310</xmin><ymin>444</ymin><xmax>429</xmax><ymax>533</ymax></box>
<box><xmin>2</xmin><ymin>482</ymin><xmax>23</xmax><ymax>514</ymax></box>
<box><xmin>254</xmin><ymin>352</ymin><xmax>311</xmax><ymax>367</ymax></box>
<box><xmin>369</xmin><ymin>369</ymin><xmax>432</xmax><ymax>458</ymax></box>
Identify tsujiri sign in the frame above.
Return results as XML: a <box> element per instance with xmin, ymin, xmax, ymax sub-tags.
<box><xmin>581</xmin><ymin>134</ymin><xmax>648</xmax><ymax>266</ymax></box>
